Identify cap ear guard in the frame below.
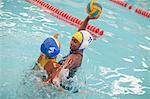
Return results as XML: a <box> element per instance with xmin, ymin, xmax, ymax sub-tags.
<box><xmin>78</xmin><ymin>30</ymin><xmax>93</xmax><ymax>50</ymax></box>
<box><xmin>50</xmin><ymin>36</ymin><xmax>61</xmax><ymax>48</ymax></box>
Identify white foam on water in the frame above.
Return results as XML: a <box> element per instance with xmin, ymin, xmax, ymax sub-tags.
<box><xmin>88</xmin><ymin>82</ymin><xmax>104</xmax><ymax>86</ymax></box>
<box><xmin>133</xmin><ymin>69</ymin><xmax>147</xmax><ymax>72</ymax></box>
<box><xmin>18</xmin><ymin>18</ymin><xmax>33</xmax><ymax>23</ymax></box>
<box><xmin>112</xmin><ymin>75</ymin><xmax>144</xmax><ymax>95</ymax></box>
<box><xmin>20</xmin><ymin>13</ymin><xmax>29</xmax><ymax>17</ymax></box>
<box><xmin>109</xmin><ymin>23</ymin><xmax>119</xmax><ymax>28</ymax></box>
<box><xmin>122</xmin><ymin>58</ymin><xmax>133</xmax><ymax>63</ymax></box>
<box><xmin>51</xmin><ymin>0</ymin><xmax>84</xmax><ymax>8</ymax></box>
<box><xmin>130</xmin><ymin>56</ymin><xmax>135</xmax><ymax>59</ymax></box>
<box><xmin>86</xmin><ymin>74</ymin><xmax>94</xmax><ymax>80</ymax></box>
<box><xmin>139</xmin><ymin>44</ymin><xmax>150</xmax><ymax>51</ymax></box>
<box><xmin>24</xmin><ymin>5</ymin><xmax>41</xmax><ymax>12</ymax></box>
<box><xmin>123</xmin><ymin>26</ymin><xmax>131</xmax><ymax>31</ymax></box>
<box><xmin>0</xmin><ymin>22</ymin><xmax>16</xmax><ymax>27</ymax></box>
<box><xmin>145</xmin><ymin>36</ymin><xmax>150</xmax><ymax>40</ymax></box>
<box><xmin>88</xmin><ymin>48</ymin><xmax>102</xmax><ymax>56</ymax></box>
<box><xmin>98</xmin><ymin>66</ymin><xmax>145</xmax><ymax>96</ymax></box>
<box><xmin>104</xmin><ymin>12</ymin><xmax>117</xmax><ymax>20</ymax></box>
<box><xmin>105</xmin><ymin>32</ymin><xmax>114</xmax><ymax>37</ymax></box>
<box><xmin>142</xmin><ymin>58</ymin><xmax>146</xmax><ymax>61</ymax></box>
<box><xmin>41</xmin><ymin>17</ymin><xmax>55</xmax><ymax>23</ymax></box>
<box><xmin>0</xmin><ymin>2</ymin><xmax>4</xmax><ymax>9</ymax></box>
<box><xmin>101</xmin><ymin>38</ymin><xmax>109</xmax><ymax>43</ymax></box>
<box><xmin>99</xmin><ymin>66</ymin><xmax>112</xmax><ymax>76</ymax></box>
<box><xmin>141</xmin><ymin>61</ymin><xmax>149</xmax><ymax>68</ymax></box>
<box><xmin>105</xmin><ymin>74</ymin><xmax>120</xmax><ymax>79</ymax></box>
<box><xmin>65</xmin><ymin>32</ymin><xmax>71</xmax><ymax>35</ymax></box>
<box><xmin>99</xmin><ymin>66</ymin><xmax>126</xmax><ymax>76</ymax></box>
<box><xmin>104</xmin><ymin>8</ymin><xmax>117</xmax><ymax>16</ymax></box>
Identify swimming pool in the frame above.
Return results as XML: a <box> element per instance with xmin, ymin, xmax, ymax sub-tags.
<box><xmin>0</xmin><ymin>0</ymin><xmax>150</xmax><ymax>99</ymax></box>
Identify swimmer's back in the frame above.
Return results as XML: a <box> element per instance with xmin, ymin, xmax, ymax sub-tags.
<box><xmin>33</xmin><ymin>54</ymin><xmax>57</xmax><ymax>70</ymax></box>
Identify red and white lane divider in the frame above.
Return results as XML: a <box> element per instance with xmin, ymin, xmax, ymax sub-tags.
<box><xmin>26</xmin><ymin>0</ymin><xmax>104</xmax><ymax>39</ymax></box>
<box><xmin>110</xmin><ymin>0</ymin><xmax>150</xmax><ymax>18</ymax></box>
<box><xmin>135</xmin><ymin>8</ymin><xmax>150</xmax><ymax>18</ymax></box>
<box><xmin>110</xmin><ymin>0</ymin><xmax>132</xmax><ymax>10</ymax></box>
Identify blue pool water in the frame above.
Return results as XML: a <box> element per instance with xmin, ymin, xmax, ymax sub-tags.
<box><xmin>0</xmin><ymin>0</ymin><xmax>150</xmax><ymax>99</ymax></box>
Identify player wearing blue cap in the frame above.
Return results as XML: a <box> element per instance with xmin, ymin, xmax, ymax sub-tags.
<box><xmin>33</xmin><ymin>33</ymin><xmax>61</xmax><ymax>79</ymax></box>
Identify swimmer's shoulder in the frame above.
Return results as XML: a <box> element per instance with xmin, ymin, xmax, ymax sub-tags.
<box><xmin>69</xmin><ymin>53</ymin><xmax>82</xmax><ymax>60</ymax></box>
<box><xmin>65</xmin><ymin>53</ymin><xmax>82</xmax><ymax>66</ymax></box>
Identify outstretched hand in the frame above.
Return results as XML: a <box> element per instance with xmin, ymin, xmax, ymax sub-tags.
<box><xmin>53</xmin><ymin>33</ymin><xmax>59</xmax><ymax>39</ymax></box>
<box><xmin>88</xmin><ymin>15</ymin><xmax>100</xmax><ymax>20</ymax></box>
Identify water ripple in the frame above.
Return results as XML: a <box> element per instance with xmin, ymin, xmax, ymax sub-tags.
<box><xmin>112</xmin><ymin>75</ymin><xmax>144</xmax><ymax>95</ymax></box>
<box><xmin>134</xmin><ymin>69</ymin><xmax>147</xmax><ymax>72</ymax></box>
<box><xmin>0</xmin><ymin>22</ymin><xmax>16</xmax><ymax>27</ymax></box>
<box><xmin>141</xmin><ymin>61</ymin><xmax>149</xmax><ymax>69</ymax></box>
<box><xmin>0</xmin><ymin>12</ymin><xmax>18</xmax><ymax>20</ymax></box>
<box><xmin>104</xmin><ymin>14</ymin><xmax>117</xmax><ymax>20</ymax></box>
<box><xmin>0</xmin><ymin>2</ymin><xmax>4</xmax><ymax>9</ymax></box>
<box><xmin>19</xmin><ymin>12</ymin><xmax>29</xmax><ymax>17</ymax></box>
<box><xmin>145</xmin><ymin>36</ymin><xmax>150</xmax><ymax>40</ymax></box>
<box><xmin>98</xmin><ymin>66</ymin><xmax>145</xmax><ymax>96</ymax></box>
<box><xmin>33</xmin><ymin>16</ymin><xmax>54</xmax><ymax>23</ymax></box>
<box><xmin>122</xmin><ymin>58</ymin><xmax>133</xmax><ymax>63</ymax></box>
<box><xmin>18</xmin><ymin>18</ymin><xmax>33</xmax><ymax>23</ymax></box>
<box><xmin>139</xmin><ymin>44</ymin><xmax>150</xmax><ymax>51</ymax></box>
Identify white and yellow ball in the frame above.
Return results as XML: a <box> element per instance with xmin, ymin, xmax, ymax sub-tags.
<box><xmin>86</xmin><ymin>1</ymin><xmax>102</xmax><ymax>18</ymax></box>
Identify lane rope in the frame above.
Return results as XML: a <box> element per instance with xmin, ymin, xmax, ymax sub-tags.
<box><xmin>110</xmin><ymin>0</ymin><xmax>150</xmax><ymax>18</ymax></box>
<box><xmin>26</xmin><ymin>0</ymin><xmax>105</xmax><ymax>40</ymax></box>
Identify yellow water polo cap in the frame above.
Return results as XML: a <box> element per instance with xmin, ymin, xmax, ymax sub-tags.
<box><xmin>73</xmin><ymin>31</ymin><xmax>83</xmax><ymax>43</ymax></box>
<box><xmin>73</xmin><ymin>30</ymin><xmax>93</xmax><ymax>50</ymax></box>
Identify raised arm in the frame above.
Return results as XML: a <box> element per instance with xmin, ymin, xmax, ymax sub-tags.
<box><xmin>78</xmin><ymin>16</ymin><xmax>98</xmax><ymax>31</ymax></box>
<box><xmin>78</xmin><ymin>16</ymin><xmax>90</xmax><ymax>31</ymax></box>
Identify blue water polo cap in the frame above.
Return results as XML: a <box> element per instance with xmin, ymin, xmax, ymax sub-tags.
<box><xmin>41</xmin><ymin>36</ymin><xmax>60</xmax><ymax>58</ymax></box>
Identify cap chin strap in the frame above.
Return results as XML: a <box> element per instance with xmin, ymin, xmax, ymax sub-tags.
<box><xmin>77</xmin><ymin>31</ymin><xmax>84</xmax><ymax>50</ymax></box>
<box><xmin>70</xmin><ymin>49</ymin><xmax>84</xmax><ymax>54</ymax></box>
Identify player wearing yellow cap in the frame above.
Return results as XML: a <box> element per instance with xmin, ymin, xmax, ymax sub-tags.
<box><xmin>44</xmin><ymin>16</ymin><xmax>96</xmax><ymax>92</ymax></box>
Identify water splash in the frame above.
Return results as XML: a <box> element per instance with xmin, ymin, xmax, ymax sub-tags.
<box><xmin>112</xmin><ymin>75</ymin><xmax>144</xmax><ymax>95</ymax></box>
<box><xmin>85</xmin><ymin>66</ymin><xmax>145</xmax><ymax>96</ymax></box>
